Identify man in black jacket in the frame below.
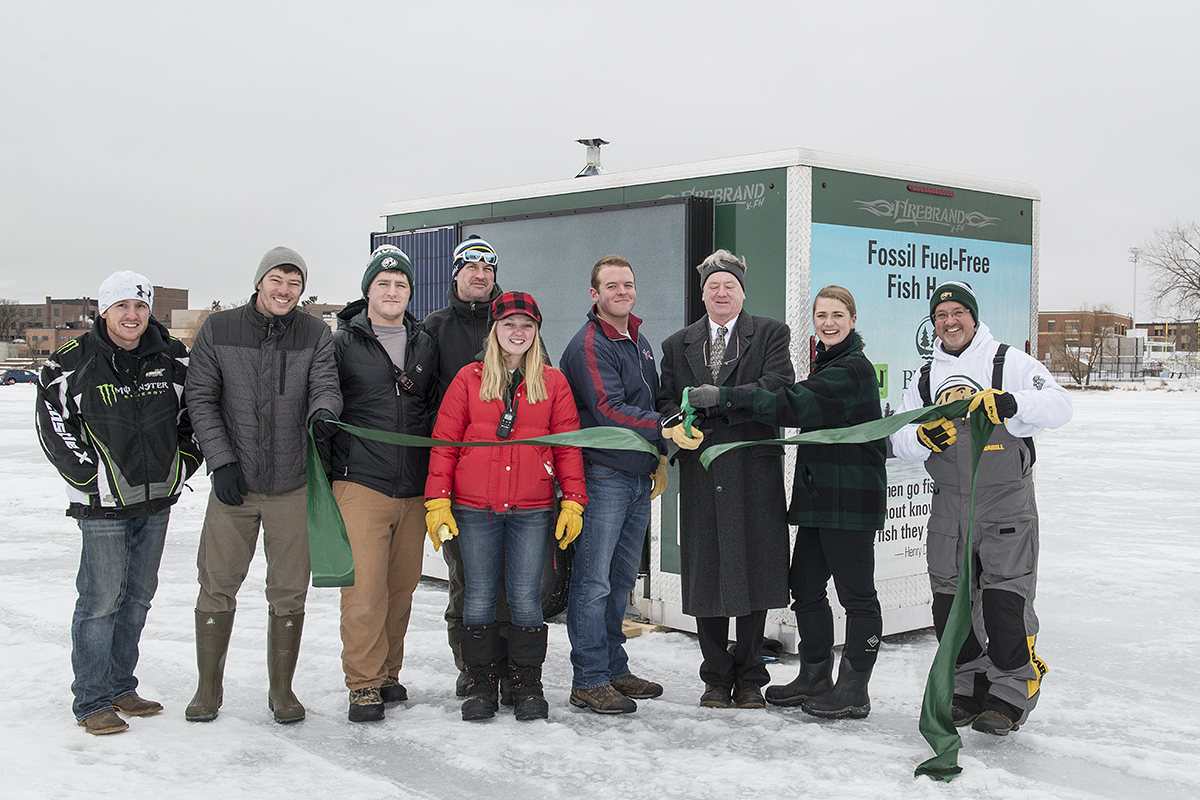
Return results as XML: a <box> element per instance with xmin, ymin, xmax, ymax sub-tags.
<box><xmin>422</xmin><ymin>236</ymin><xmax>506</xmax><ymax>689</ymax></box>
<box><xmin>329</xmin><ymin>245</ymin><xmax>438</xmax><ymax>722</ymax></box>
<box><xmin>37</xmin><ymin>270</ymin><xmax>202</xmax><ymax>735</ymax></box>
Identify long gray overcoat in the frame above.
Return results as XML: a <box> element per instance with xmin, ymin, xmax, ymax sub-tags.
<box><xmin>657</xmin><ymin>313</ymin><xmax>794</xmax><ymax>618</ymax></box>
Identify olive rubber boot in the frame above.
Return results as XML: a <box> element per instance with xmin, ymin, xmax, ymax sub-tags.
<box><xmin>267</xmin><ymin>613</ymin><xmax>305</xmax><ymax>724</ymax></box>
<box><xmin>507</xmin><ymin>625</ymin><xmax>549</xmax><ymax>721</ymax></box>
<box><xmin>185</xmin><ymin>610</ymin><xmax>235</xmax><ymax>722</ymax></box>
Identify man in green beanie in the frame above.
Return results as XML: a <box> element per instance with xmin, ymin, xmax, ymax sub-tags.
<box><xmin>327</xmin><ymin>245</ymin><xmax>439</xmax><ymax>721</ymax></box>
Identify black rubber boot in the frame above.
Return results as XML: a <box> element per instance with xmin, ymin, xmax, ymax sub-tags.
<box><xmin>267</xmin><ymin>613</ymin><xmax>305</xmax><ymax>723</ymax></box>
<box><xmin>186</xmin><ymin>610</ymin><xmax>234</xmax><ymax>722</ymax></box>
<box><xmin>764</xmin><ymin>653</ymin><xmax>833</xmax><ymax>707</ymax></box>
<box><xmin>801</xmin><ymin>655</ymin><xmax>872</xmax><ymax>719</ymax></box>
<box><xmin>507</xmin><ymin>625</ymin><xmax>549</xmax><ymax>721</ymax></box>
<box><xmin>460</xmin><ymin>624</ymin><xmax>502</xmax><ymax>721</ymax></box>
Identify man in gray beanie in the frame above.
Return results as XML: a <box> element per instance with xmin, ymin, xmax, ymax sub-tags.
<box><xmin>184</xmin><ymin>246</ymin><xmax>341</xmax><ymax>725</ymax></box>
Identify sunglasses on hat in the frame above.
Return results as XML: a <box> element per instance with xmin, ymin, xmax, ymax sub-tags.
<box><xmin>458</xmin><ymin>250</ymin><xmax>497</xmax><ymax>266</ymax></box>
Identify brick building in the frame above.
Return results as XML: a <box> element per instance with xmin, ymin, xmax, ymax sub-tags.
<box><xmin>1037</xmin><ymin>310</ymin><xmax>1132</xmax><ymax>364</ymax></box>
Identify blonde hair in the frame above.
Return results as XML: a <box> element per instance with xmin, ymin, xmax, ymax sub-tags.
<box><xmin>480</xmin><ymin>321</ymin><xmax>547</xmax><ymax>403</ymax></box>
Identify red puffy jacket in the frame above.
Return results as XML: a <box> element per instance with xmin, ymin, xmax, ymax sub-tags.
<box><xmin>426</xmin><ymin>363</ymin><xmax>587</xmax><ymax>511</ymax></box>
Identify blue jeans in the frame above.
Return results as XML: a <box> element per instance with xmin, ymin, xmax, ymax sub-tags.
<box><xmin>567</xmin><ymin>463</ymin><xmax>651</xmax><ymax>688</ymax></box>
<box><xmin>71</xmin><ymin>508</ymin><xmax>170</xmax><ymax>720</ymax></box>
<box><xmin>456</xmin><ymin>507</ymin><xmax>552</xmax><ymax>629</ymax></box>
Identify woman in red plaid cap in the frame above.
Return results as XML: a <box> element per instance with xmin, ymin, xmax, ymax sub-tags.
<box><xmin>425</xmin><ymin>291</ymin><xmax>586</xmax><ymax>722</ymax></box>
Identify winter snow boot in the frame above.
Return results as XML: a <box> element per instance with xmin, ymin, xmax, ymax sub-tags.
<box><xmin>460</xmin><ymin>623</ymin><xmax>503</xmax><ymax>721</ymax></box>
<box><xmin>348</xmin><ymin>687</ymin><xmax>385</xmax><ymax>723</ymax></box>
<box><xmin>764</xmin><ymin>652</ymin><xmax>834</xmax><ymax>707</ymax></box>
<box><xmin>267</xmin><ymin>612</ymin><xmax>305</xmax><ymax>724</ymax></box>
<box><xmin>186</xmin><ymin>610</ymin><xmax>234</xmax><ymax>722</ymax></box>
<box><xmin>801</xmin><ymin>655</ymin><xmax>872</xmax><ymax>719</ymax></box>
<box><xmin>379</xmin><ymin>676</ymin><xmax>408</xmax><ymax>704</ymax></box>
<box><xmin>507</xmin><ymin>625</ymin><xmax>550</xmax><ymax>721</ymax></box>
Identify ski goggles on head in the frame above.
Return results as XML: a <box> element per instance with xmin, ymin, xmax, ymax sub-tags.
<box><xmin>457</xmin><ymin>250</ymin><xmax>497</xmax><ymax>266</ymax></box>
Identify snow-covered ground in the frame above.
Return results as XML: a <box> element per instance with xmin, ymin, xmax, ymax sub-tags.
<box><xmin>2</xmin><ymin>383</ymin><xmax>1198</xmax><ymax>800</ymax></box>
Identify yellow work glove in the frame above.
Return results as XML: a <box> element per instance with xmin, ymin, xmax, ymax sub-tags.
<box><xmin>968</xmin><ymin>388</ymin><xmax>1019</xmax><ymax>424</ymax></box>
<box><xmin>664</xmin><ymin>424</ymin><xmax>704</xmax><ymax>451</ymax></box>
<box><xmin>555</xmin><ymin>500</ymin><xmax>584</xmax><ymax>550</ymax></box>
<box><xmin>424</xmin><ymin>498</ymin><xmax>458</xmax><ymax>552</ymax></box>
<box><xmin>650</xmin><ymin>455</ymin><xmax>669</xmax><ymax>500</ymax></box>
<box><xmin>917</xmin><ymin>418</ymin><xmax>957</xmax><ymax>453</ymax></box>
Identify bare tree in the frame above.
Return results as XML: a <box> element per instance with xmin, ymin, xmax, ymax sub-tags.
<box><xmin>1144</xmin><ymin>221</ymin><xmax>1200</xmax><ymax>318</ymax></box>
<box><xmin>1047</xmin><ymin>305</ymin><xmax>1119</xmax><ymax>386</ymax></box>
<box><xmin>0</xmin><ymin>298</ymin><xmax>17</xmax><ymax>341</ymax></box>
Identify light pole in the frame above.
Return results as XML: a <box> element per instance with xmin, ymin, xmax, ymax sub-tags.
<box><xmin>1129</xmin><ymin>246</ymin><xmax>1141</xmax><ymax>328</ymax></box>
<box><xmin>1129</xmin><ymin>247</ymin><xmax>1141</xmax><ymax>380</ymax></box>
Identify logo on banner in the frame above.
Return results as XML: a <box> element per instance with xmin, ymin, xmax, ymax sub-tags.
<box><xmin>854</xmin><ymin>198</ymin><xmax>1000</xmax><ymax>234</ymax></box>
<box><xmin>915</xmin><ymin>319</ymin><xmax>936</xmax><ymax>359</ymax></box>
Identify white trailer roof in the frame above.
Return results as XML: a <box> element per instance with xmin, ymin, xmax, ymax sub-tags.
<box><xmin>381</xmin><ymin>147</ymin><xmax>1040</xmax><ymax>218</ymax></box>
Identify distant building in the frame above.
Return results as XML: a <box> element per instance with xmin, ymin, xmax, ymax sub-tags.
<box><xmin>1135</xmin><ymin>320</ymin><xmax>1199</xmax><ymax>353</ymax></box>
<box><xmin>1037</xmin><ymin>310</ymin><xmax>1132</xmax><ymax>364</ymax></box>
<box><xmin>8</xmin><ymin>287</ymin><xmax>188</xmax><ymax>353</ymax></box>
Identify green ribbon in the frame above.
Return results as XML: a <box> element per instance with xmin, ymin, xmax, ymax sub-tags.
<box><xmin>305</xmin><ymin>421</ymin><xmax>659</xmax><ymax>588</ymax></box>
<box><xmin>696</xmin><ymin>396</ymin><xmax>994</xmax><ymax>781</ymax></box>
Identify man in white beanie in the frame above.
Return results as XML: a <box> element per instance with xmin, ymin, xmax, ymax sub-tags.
<box><xmin>36</xmin><ymin>270</ymin><xmax>203</xmax><ymax>735</ymax></box>
<box><xmin>184</xmin><ymin>246</ymin><xmax>341</xmax><ymax>724</ymax></box>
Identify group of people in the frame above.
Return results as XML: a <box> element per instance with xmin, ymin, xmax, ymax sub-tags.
<box><xmin>35</xmin><ymin>236</ymin><xmax>1071</xmax><ymax>741</ymax></box>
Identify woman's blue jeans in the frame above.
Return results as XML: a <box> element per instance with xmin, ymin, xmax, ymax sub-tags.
<box><xmin>456</xmin><ymin>507</ymin><xmax>552</xmax><ymax>629</ymax></box>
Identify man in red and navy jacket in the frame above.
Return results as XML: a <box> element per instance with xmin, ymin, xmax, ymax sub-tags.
<box><xmin>559</xmin><ymin>255</ymin><xmax>670</xmax><ymax>715</ymax></box>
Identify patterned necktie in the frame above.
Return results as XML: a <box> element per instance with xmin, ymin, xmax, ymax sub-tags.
<box><xmin>711</xmin><ymin>326</ymin><xmax>727</xmax><ymax>382</ymax></box>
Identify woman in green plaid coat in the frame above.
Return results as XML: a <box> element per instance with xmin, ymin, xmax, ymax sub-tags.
<box><xmin>694</xmin><ymin>285</ymin><xmax>885</xmax><ymax>721</ymax></box>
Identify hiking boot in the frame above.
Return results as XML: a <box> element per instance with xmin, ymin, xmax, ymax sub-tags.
<box><xmin>765</xmin><ymin>654</ymin><xmax>834</xmax><ymax>707</ymax></box>
<box><xmin>78</xmin><ymin>709</ymin><xmax>128</xmax><ymax>735</ymax></box>
<box><xmin>972</xmin><ymin>697</ymin><xmax>1022</xmax><ymax>736</ymax></box>
<box><xmin>455</xmin><ymin>669</ymin><xmax>470</xmax><ymax>698</ymax></box>
<box><xmin>610</xmin><ymin>673</ymin><xmax>663</xmax><ymax>699</ymax></box>
<box><xmin>379</xmin><ymin>677</ymin><xmax>407</xmax><ymax>705</ymax></box>
<box><xmin>732</xmin><ymin>681</ymin><xmax>766</xmax><ymax>709</ymax></box>
<box><xmin>113</xmin><ymin>693</ymin><xmax>163</xmax><ymax>717</ymax></box>
<box><xmin>951</xmin><ymin>693</ymin><xmax>983</xmax><ymax>727</ymax></box>
<box><xmin>700</xmin><ymin>684</ymin><xmax>732</xmax><ymax>708</ymax></box>
<box><xmin>570</xmin><ymin>684</ymin><xmax>637</xmax><ymax>714</ymax></box>
<box><xmin>801</xmin><ymin>656</ymin><xmax>871</xmax><ymax>719</ymax></box>
<box><xmin>348</xmin><ymin>687</ymin><xmax>385</xmax><ymax>723</ymax></box>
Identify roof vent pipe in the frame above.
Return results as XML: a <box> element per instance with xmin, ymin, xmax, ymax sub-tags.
<box><xmin>575</xmin><ymin>138</ymin><xmax>608</xmax><ymax>177</ymax></box>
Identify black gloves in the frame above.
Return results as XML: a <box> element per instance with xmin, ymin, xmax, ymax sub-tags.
<box><xmin>310</xmin><ymin>409</ymin><xmax>340</xmax><ymax>442</ymax></box>
<box><xmin>212</xmin><ymin>463</ymin><xmax>247</xmax><ymax>506</ymax></box>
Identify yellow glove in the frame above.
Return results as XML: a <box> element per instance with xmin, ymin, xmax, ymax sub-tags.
<box><xmin>554</xmin><ymin>500</ymin><xmax>584</xmax><ymax>550</ymax></box>
<box><xmin>664</xmin><ymin>424</ymin><xmax>704</xmax><ymax>451</ymax></box>
<box><xmin>424</xmin><ymin>498</ymin><xmax>458</xmax><ymax>552</ymax></box>
<box><xmin>650</xmin><ymin>455</ymin><xmax>669</xmax><ymax>500</ymax></box>
<box><xmin>917</xmin><ymin>418</ymin><xmax>957</xmax><ymax>453</ymax></box>
<box><xmin>968</xmin><ymin>388</ymin><xmax>1018</xmax><ymax>424</ymax></box>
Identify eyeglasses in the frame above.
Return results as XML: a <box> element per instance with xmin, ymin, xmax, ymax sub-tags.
<box><xmin>705</xmin><ymin>334</ymin><xmax>741</xmax><ymax>370</ymax></box>
<box><xmin>458</xmin><ymin>250</ymin><xmax>497</xmax><ymax>266</ymax></box>
<box><xmin>933</xmin><ymin>309</ymin><xmax>971</xmax><ymax>323</ymax></box>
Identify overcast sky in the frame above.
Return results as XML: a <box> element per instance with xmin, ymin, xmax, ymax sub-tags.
<box><xmin>2</xmin><ymin>1</ymin><xmax>1195</xmax><ymax>321</ymax></box>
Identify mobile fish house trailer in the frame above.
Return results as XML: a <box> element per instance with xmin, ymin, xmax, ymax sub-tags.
<box><xmin>375</xmin><ymin>146</ymin><xmax>1039</xmax><ymax>649</ymax></box>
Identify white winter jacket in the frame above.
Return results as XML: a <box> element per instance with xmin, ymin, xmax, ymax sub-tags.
<box><xmin>891</xmin><ymin>322</ymin><xmax>1073</xmax><ymax>464</ymax></box>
